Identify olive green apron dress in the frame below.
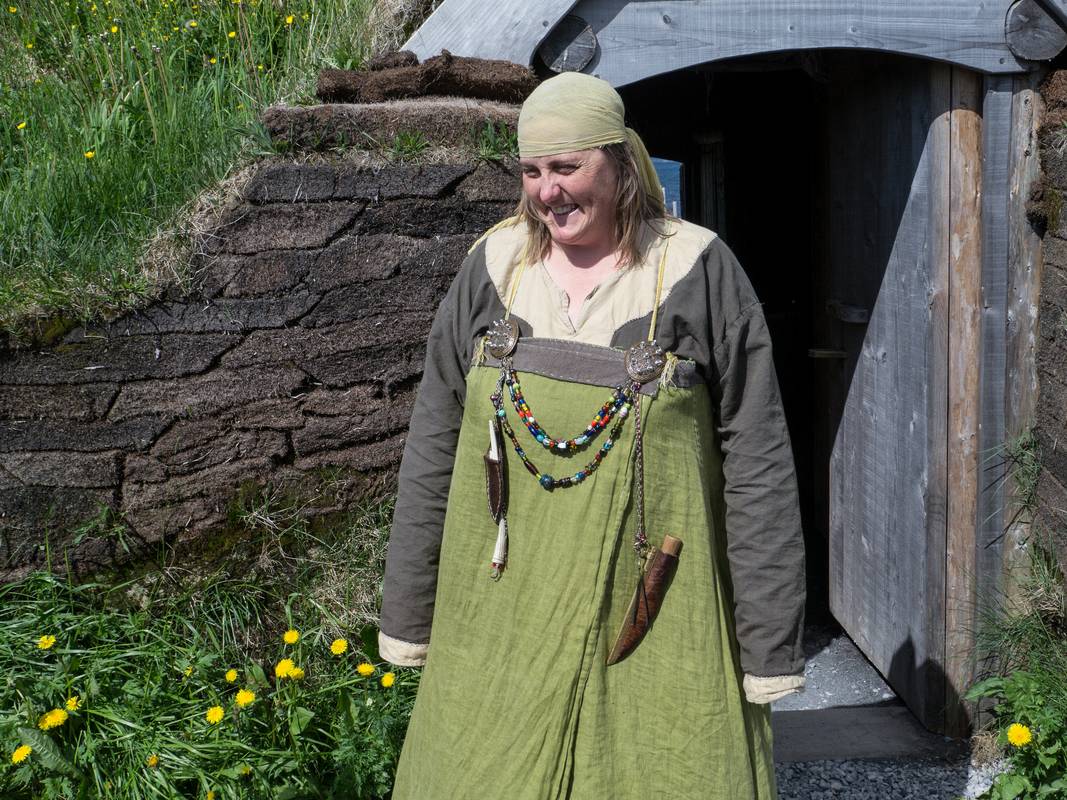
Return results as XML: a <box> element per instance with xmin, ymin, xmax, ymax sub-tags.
<box><xmin>390</xmin><ymin>336</ymin><xmax>778</xmax><ymax>799</ymax></box>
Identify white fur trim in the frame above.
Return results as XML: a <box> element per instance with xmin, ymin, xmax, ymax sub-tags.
<box><xmin>743</xmin><ymin>673</ymin><xmax>805</xmax><ymax>704</ymax></box>
<box><xmin>378</xmin><ymin>631</ymin><xmax>428</xmax><ymax>667</ymax></box>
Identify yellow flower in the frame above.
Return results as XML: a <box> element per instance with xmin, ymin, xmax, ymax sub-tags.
<box><xmin>84</xmin><ymin>150</ymin><xmax>95</xmax><ymax>159</ymax></box>
<box><xmin>330</xmin><ymin>638</ymin><xmax>348</xmax><ymax>655</ymax></box>
<box><xmin>228</xmin><ymin>30</ymin><xmax>236</xmax><ymax>38</ymax></box>
<box><xmin>208</xmin><ymin>57</ymin><xmax>216</xmax><ymax>64</ymax></box>
<box><xmin>110</xmin><ymin>25</ymin><xmax>117</xmax><ymax>32</ymax></box>
<box><xmin>8</xmin><ymin>6</ymin><xmax>17</xmax><ymax>13</ymax></box>
<box><xmin>188</xmin><ymin>19</ymin><xmax>197</xmax><ymax>27</ymax></box>
<box><xmin>275</xmin><ymin>658</ymin><xmax>295</xmax><ymax>678</ymax></box>
<box><xmin>25</xmin><ymin>41</ymin><xmax>32</xmax><ymax>49</ymax></box>
<box><xmin>381</xmin><ymin>672</ymin><xmax>395</xmax><ymax>688</ymax></box>
<box><xmin>225</xmin><ymin>668</ymin><xmax>238</xmax><ymax>683</ymax></box>
<box><xmin>283</xmin><ymin>629</ymin><xmax>300</xmax><ymax>645</ymax></box>
<box><xmin>356</xmin><ymin>662</ymin><xmax>375</xmax><ymax>677</ymax></box>
<box><xmin>66</xmin><ymin>695</ymin><xmax>81</xmax><ymax>712</ymax></box>
<box><xmin>37</xmin><ymin>634</ymin><xmax>56</xmax><ymax>650</ymax></box>
<box><xmin>205</xmin><ymin>705</ymin><xmax>224</xmax><ymax>725</ymax></box>
<box><xmin>257</xmin><ymin>64</ymin><xmax>264</xmax><ymax>71</ymax></box>
<box><xmin>38</xmin><ymin>708</ymin><xmax>69</xmax><ymax>730</ymax></box>
<box><xmin>285</xmin><ymin>14</ymin><xmax>294</xmax><ymax>24</ymax></box>
<box><xmin>289</xmin><ymin>667</ymin><xmax>305</xmax><ymax>680</ymax></box>
<box><xmin>16</xmin><ymin>121</ymin><xmax>27</xmax><ymax>130</ymax></box>
<box><xmin>146</xmin><ymin>753</ymin><xmax>159</xmax><ymax>768</ymax></box>
<box><xmin>1007</xmin><ymin>723</ymin><xmax>1033</xmax><ymax>747</ymax></box>
<box><xmin>235</xmin><ymin>689</ymin><xmax>255</xmax><ymax>708</ymax></box>
<box><xmin>184</xmin><ymin>665</ymin><xmax>193</xmax><ymax>677</ymax></box>
<box><xmin>11</xmin><ymin>745</ymin><xmax>31</xmax><ymax>764</ymax></box>
<box><xmin>239</xmin><ymin>764</ymin><xmax>252</xmax><ymax>776</ymax></box>
<box><xmin>207</xmin><ymin>792</ymin><xmax>216</xmax><ymax>800</ymax></box>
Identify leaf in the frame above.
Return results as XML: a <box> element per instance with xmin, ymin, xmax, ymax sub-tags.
<box><xmin>360</xmin><ymin>626</ymin><xmax>380</xmax><ymax>663</ymax></box>
<box><xmin>17</xmin><ymin>727</ymin><xmax>80</xmax><ymax>778</ymax></box>
<box><xmin>965</xmin><ymin>677</ymin><xmax>1005</xmax><ymax>701</ymax></box>
<box><xmin>996</xmin><ymin>773</ymin><xmax>1030</xmax><ymax>800</ymax></box>
<box><xmin>289</xmin><ymin>706</ymin><xmax>314</xmax><ymax>736</ymax></box>
<box><xmin>250</xmin><ymin>661</ymin><xmax>268</xmax><ymax>687</ymax></box>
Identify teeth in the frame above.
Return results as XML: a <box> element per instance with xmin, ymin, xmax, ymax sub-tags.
<box><xmin>551</xmin><ymin>204</ymin><xmax>578</xmax><ymax>214</ymax></box>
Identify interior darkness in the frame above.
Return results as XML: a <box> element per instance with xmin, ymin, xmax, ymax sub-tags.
<box><xmin>621</xmin><ymin>61</ymin><xmax>831</xmax><ymax>622</ymax></box>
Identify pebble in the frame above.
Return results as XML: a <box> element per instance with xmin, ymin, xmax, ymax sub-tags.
<box><xmin>775</xmin><ymin>755</ymin><xmax>1007</xmax><ymax>799</ymax></box>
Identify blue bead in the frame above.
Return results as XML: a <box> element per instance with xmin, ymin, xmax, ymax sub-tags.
<box><xmin>604</xmin><ymin>441</ymin><xmax>613</xmax><ymax>450</ymax></box>
<box><xmin>497</xmin><ymin>409</ymin><xmax>505</xmax><ymax>417</ymax></box>
<box><xmin>539</xmin><ymin>474</ymin><xmax>554</xmax><ymax>488</ymax></box>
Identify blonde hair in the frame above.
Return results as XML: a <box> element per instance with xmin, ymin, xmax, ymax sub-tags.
<box><xmin>514</xmin><ymin>141</ymin><xmax>670</xmax><ymax>269</ymax></box>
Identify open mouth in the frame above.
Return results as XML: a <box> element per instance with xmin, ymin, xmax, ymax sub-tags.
<box><xmin>549</xmin><ymin>204</ymin><xmax>579</xmax><ymax>222</ymax></box>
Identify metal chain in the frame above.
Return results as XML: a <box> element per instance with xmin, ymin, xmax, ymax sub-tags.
<box><xmin>632</xmin><ymin>383</ymin><xmax>649</xmax><ymax>560</ymax></box>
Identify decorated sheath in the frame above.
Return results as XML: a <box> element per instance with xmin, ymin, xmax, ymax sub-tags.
<box><xmin>606</xmin><ymin>534</ymin><xmax>683</xmax><ymax>665</ymax></box>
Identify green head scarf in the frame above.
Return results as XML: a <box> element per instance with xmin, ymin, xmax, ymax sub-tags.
<box><xmin>517</xmin><ymin>72</ymin><xmax>665</xmax><ymax>214</ymax></box>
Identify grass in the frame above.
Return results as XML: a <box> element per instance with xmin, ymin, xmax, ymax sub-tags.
<box><xmin>0</xmin><ymin>494</ymin><xmax>417</xmax><ymax>799</ymax></box>
<box><xmin>0</xmin><ymin>0</ymin><xmax>375</xmax><ymax>338</ymax></box>
<box><xmin>474</xmin><ymin>120</ymin><xmax>517</xmax><ymax>162</ymax></box>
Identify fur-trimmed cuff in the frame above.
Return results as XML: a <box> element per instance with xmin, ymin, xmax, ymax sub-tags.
<box><xmin>743</xmin><ymin>673</ymin><xmax>805</xmax><ymax>704</ymax></box>
<box><xmin>378</xmin><ymin>631</ymin><xmax>428</xmax><ymax>667</ymax></box>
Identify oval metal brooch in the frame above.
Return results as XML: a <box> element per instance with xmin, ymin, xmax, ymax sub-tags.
<box><xmin>625</xmin><ymin>340</ymin><xmax>666</xmax><ymax>383</ymax></box>
<box><xmin>486</xmin><ymin>317</ymin><xmax>520</xmax><ymax>359</ymax></box>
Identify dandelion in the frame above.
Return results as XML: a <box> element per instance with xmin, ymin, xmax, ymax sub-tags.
<box><xmin>146</xmin><ymin>753</ymin><xmax>159</xmax><ymax>768</ymax></box>
<box><xmin>381</xmin><ymin>672</ymin><xmax>395</xmax><ymax>688</ymax></box>
<box><xmin>184</xmin><ymin>665</ymin><xmax>193</xmax><ymax>677</ymax></box>
<box><xmin>225</xmin><ymin>668</ymin><xmax>238</xmax><ymax>683</ymax></box>
<box><xmin>285</xmin><ymin>14</ymin><xmax>294</xmax><ymax>24</ymax></box>
<box><xmin>357</xmin><ymin>662</ymin><xmax>375</xmax><ymax>677</ymax></box>
<box><xmin>208</xmin><ymin>57</ymin><xmax>216</xmax><ymax>64</ymax></box>
<box><xmin>66</xmin><ymin>695</ymin><xmax>81</xmax><ymax>712</ymax></box>
<box><xmin>1007</xmin><ymin>723</ymin><xmax>1033</xmax><ymax>747</ymax></box>
<box><xmin>257</xmin><ymin>64</ymin><xmax>264</xmax><ymax>71</ymax></box>
<box><xmin>275</xmin><ymin>658</ymin><xmax>295</xmax><ymax>678</ymax></box>
<box><xmin>38</xmin><ymin>708</ymin><xmax>69</xmax><ymax>730</ymax></box>
<box><xmin>207</xmin><ymin>792</ymin><xmax>216</xmax><ymax>800</ymax></box>
<box><xmin>110</xmin><ymin>25</ymin><xmax>117</xmax><ymax>32</ymax></box>
<box><xmin>25</xmin><ymin>41</ymin><xmax>32</xmax><ymax>48</ymax></box>
<box><xmin>228</xmin><ymin>30</ymin><xmax>236</xmax><ymax>38</ymax></box>
<box><xmin>37</xmin><ymin>634</ymin><xmax>56</xmax><ymax>650</ymax></box>
<box><xmin>235</xmin><ymin>689</ymin><xmax>255</xmax><ymax>708</ymax></box>
<box><xmin>16</xmin><ymin>121</ymin><xmax>27</xmax><ymax>130</ymax></box>
<box><xmin>205</xmin><ymin>705</ymin><xmax>224</xmax><ymax>725</ymax></box>
<box><xmin>330</xmin><ymin>638</ymin><xmax>348</xmax><ymax>655</ymax></box>
<box><xmin>289</xmin><ymin>666</ymin><xmax>305</xmax><ymax>680</ymax></box>
<box><xmin>11</xmin><ymin>745</ymin><xmax>31</xmax><ymax>764</ymax></box>
<box><xmin>283</xmin><ymin>628</ymin><xmax>300</xmax><ymax>645</ymax></box>
<box><xmin>302</xmin><ymin>12</ymin><xmax>308</xmax><ymax>19</ymax></box>
<box><xmin>187</xmin><ymin>19</ymin><xmax>197</xmax><ymax>27</ymax></box>
<box><xmin>84</xmin><ymin>150</ymin><xmax>95</xmax><ymax>159</ymax></box>
<box><xmin>239</xmin><ymin>764</ymin><xmax>252</xmax><ymax>776</ymax></box>
<box><xmin>8</xmin><ymin>6</ymin><xmax>17</xmax><ymax>13</ymax></box>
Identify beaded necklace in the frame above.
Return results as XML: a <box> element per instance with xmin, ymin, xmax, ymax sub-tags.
<box><xmin>481</xmin><ymin>228</ymin><xmax>672</xmax><ymax>580</ymax></box>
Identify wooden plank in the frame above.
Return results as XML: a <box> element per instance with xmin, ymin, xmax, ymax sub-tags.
<box><xmin>977</xmin><ymin>75</ymin><xmax>1014</xmax><ymax>648</ymax></box>
<box><xmin>403</xmin><ymin>0</ymin><xmax>576</xmax><ymax>63</ymax></box>
<box><xmin>825</xmin><ymin>55</ymin><xmax>947</xmax><ymax>732</ymax></box>
<box><xmin>406</xmin><ymin>0</ymin><xmax>1031</xmax><ymax>76</ymax></box>
<box><xmin>1006</xmin><ymin>0</ymin><xmax>1067</xmax><ymax>62</ymax></box>
<box><xmin>945</xmin><ymin>67</ymin><xmax>984</xmax><ymax>739</ymax></box>
<box><xmin>568</xmin><ymin>0</ymin><xmax>1028</xmax><ymax>85</ymax></box>
<box><xmin>923</xmin><ymin>62</ymin><xmax>952</xmax><ymax>734</ymax></box>
<box><xmin>1003</xmin><ymin>74</ymin><xmax>1046</xmax><ymax>606</ymax></box>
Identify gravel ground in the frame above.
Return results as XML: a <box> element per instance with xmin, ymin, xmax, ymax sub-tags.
<box><xmin>775</xmin><ymin>755</ymin><xmax>1007</xmax><ymax>800</ymax></box>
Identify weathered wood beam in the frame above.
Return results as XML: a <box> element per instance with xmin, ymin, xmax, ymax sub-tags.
<box><xmin>403</xmin><ymin>0</ymin><xmax>577</xmax><ymax>64</ymax></box>
<box><xmin>1006</xmin><ymin>0</ymin><xmax>1067</xmax><ymax>62</ymax></box>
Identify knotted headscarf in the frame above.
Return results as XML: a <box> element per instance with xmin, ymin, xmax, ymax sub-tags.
<box><xmin>517</xmin><ymin>72</ymin><xmax>664</xmax><ymax>213</ymax></box>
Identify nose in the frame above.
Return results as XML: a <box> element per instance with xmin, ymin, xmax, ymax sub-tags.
<box><xmin>538</xmin><ymin>175</ymin><xmax>563</xmax><ymax>205</ymax></box>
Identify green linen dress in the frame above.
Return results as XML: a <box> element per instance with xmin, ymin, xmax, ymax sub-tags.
<box><xmin>390</xmin><ymin>355</ymin><xmax>776</xmax><ymax>799</ymax></box>
<box><xmin>381</xmin><ymin>219</ymin><xmax>804</xmax><ymax>799</ymax></box>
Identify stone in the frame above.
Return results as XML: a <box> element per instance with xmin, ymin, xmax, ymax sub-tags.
<box><xmin>244</xmin><ymin>164</ymin><xmax>336</xmax><ymax>204</ymax></box>
<box><xmin>0</xmin><ymin>334</ymin><xmax>240</xmax><ymax>385</ymax></box>
<box><xmin>108</xmin><ymin>365</ymin><xmax>309</xmax><ymax>423</ymax></box>
<box><xmin>0</xmin><ymin>416</ymin><xmax>169</xmax><ymax>453</ymax></box>
<box><xmin>0</xmin><ymin>383</ymin><xmax>119</xmax><ymax>421</ymax></box>
<box><xmin>334</xmin><ymin>164</ymin><xmax>472</xmax><ymax>200</ymax></box>
<box><xmin>0</xmin><ymin>451</ymin><xmax>120</xmax><ymax>488</ymax></box>
<box><xmin>216</xmin><ymin>202</ymin><xmax>364</xmax><ymax>254</ymax></box>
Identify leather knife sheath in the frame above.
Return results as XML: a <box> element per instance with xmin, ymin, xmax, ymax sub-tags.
<box><xmin>484</xmin><ymin>419</ymin><xmax>507</xmax><ymax>523</ymax></box>
<box><xmin>606</xmin><ymin>534</ymin><xmax>683</xmax><ymax>666</ymax></box>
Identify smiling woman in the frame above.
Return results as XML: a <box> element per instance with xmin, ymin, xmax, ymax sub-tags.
<box><xmin>379</xmin><ymin>72</ymin><xmax>807</xmax><ymax>800</ymax></box>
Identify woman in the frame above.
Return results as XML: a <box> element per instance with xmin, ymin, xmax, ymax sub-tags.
<box><xmin>378</xmin><ymin>72</ymin><xmax>806</xmax><ymax>799</ymax></box>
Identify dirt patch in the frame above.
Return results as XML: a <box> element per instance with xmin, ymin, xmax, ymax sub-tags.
<box><xmin>317</xmin><ymin>50</ymin><xmax>538</xmax><ymax>104</ymax></box>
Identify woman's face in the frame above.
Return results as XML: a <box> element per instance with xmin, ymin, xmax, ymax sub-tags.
<box><xmin>519</xmin><ymin>148</ymin><xmax>619</xmax><ymax>253</ymax></box>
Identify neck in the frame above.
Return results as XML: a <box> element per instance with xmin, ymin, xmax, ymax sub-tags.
<box><xmin>550</xmin><ymin>236</ymin><xmax>620</xmax><ymax>270</ymax></box>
